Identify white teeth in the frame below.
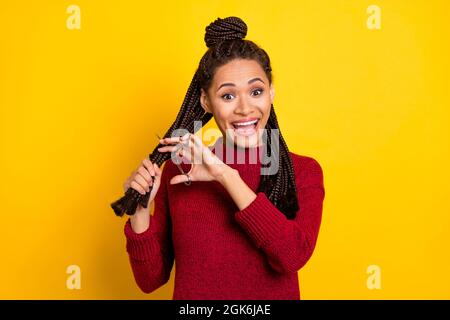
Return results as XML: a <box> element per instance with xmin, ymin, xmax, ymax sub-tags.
<box><xmin>233</xmin><ymin>119</ymin><xmax>258</xmax><ymax>127</ymax></box>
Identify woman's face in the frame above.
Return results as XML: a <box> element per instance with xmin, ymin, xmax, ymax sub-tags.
<box><xmin>200</xmin><ymin>58</ymin><xmax>274</xmax><ymax>149</ymax></box>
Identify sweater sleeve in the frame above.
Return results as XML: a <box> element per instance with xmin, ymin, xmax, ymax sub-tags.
<box><xmin>234</xmin><ymin>156</ymin><xmax>325</xmax><ymax>274</ymax></box>
<box><xmin>123</xmin><ymin>162</ymin><xmax>174</xmax><ymax>294</ymax></box>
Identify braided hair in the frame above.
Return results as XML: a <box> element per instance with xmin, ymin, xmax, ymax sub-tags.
<box><xmin>112</xmin><ymin>16</ymin><xmax>299</xmax><ymax>220</ymax></box>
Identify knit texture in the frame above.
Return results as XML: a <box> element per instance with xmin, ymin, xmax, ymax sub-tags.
<box><xmin>124</xmin><ymin>138</ymin><xmax>325</xmax><ymax>300</ymax></box>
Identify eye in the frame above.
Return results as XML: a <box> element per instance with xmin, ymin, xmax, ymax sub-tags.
<box><xmin>251</xmin><ymin>88</ymin><xmax>264</xmax><ymax>96</ymax></box>
<box><xmin>221</xmin><ymin>93</ymin><xmax>234</xmax><ymax>101</ymax></box>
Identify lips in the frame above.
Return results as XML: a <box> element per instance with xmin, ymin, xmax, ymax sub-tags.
<box><xmin>231</xmin><ymin>118</ymin><xmax>260</xmax><ymax>136</ymax></box>
<box><xmin>232</xmin><ymin>118</ymin><xmax>259</xmax><ymax>128</ymax></box>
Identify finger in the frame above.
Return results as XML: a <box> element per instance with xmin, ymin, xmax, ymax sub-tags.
<box><xmin>160</xmin><ymin>132</ymin><xmax>190</xmax><ymax>144</ymax></box>
<box><xmin>158</xmin><ymin>144</ymin><xmax>185</xmax><ymax>155</ymax></box>
<box><xmin>170</xmin><ymin>174</ymin><xmax>191</xmax><ymax>185</ymax></box>
<box><xmin>189</xmin><ymin>134</ymin><xmax>218</xmax><ymax>164</ymax></box>
<box><xmin>188</xmin><ymin>134</ymin><xmax>204</xmax><ymax>164</ymax></box>
<box><xmin>190</xmin><ymin>132</ymin><xmax>202</xmax><ymax>145</ymax></box>
<box><xmin>180</xmin><ymin>132</ymin><xmax>191</xmax><ymax>142</ymax></box>
<box><xmin>158</xmin><ymin>139</ymin><xmax>178</xmax><ymax>145</ymax></box>
<box><xmin>178</xmin><ymin>143</ymin><xmax>193</xmax><ymax>161</ymax></box>
<box><xmin>130</xmin><ymin>181</ymin><xmax>146</xmax><ymax>195</ymax></box>
<box><xmin>135</xmin><ymin>173</ymin><xmax>150</xmax><ymax>191</ymax></box>
<box><xmin>157</xmin><ymin>145</ymin><xmax>178</xmax><ymax>152</ymax></box>
<box><xmin>142</xmin><ymin>159</ymin><xmax>156</xmax><ymax>177</ymax></box>
<box><xmin>137</xmin><ymin>166</ymin><xmax>152</xmax><ymax>184</ymax></box>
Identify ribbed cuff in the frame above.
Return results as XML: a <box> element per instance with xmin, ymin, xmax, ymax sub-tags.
<box><xmin>124</xmin><ymin>218</ymin><xmax>159</xmax><ymax>261</ymax></box>
<box><xmin>234</xmin><ymin>192</ymin><xmax>287</xmax><ymax>248</ymax></box>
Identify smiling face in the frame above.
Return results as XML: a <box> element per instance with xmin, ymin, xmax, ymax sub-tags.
<box><xmin>200</xmin><ymin>58</ymin><xmax>275</xmax><ymax>149</ymax></box>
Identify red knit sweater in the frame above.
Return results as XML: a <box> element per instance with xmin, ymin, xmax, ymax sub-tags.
<box><xmin>124</xmin><ymin>139</ymin><xmax>325</xmax><ymax>300</ymax></box>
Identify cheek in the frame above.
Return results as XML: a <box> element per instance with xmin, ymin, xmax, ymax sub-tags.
<box><xmin>214</xmin><ymin>107</ymin><xmax>232</xmax><ymax>126</ymax></box>
<box><xmin>259</xmin><ymin>102</ymin><xmax>272</xmax><ymax>126</ymax></box>
<box><xmin>259</xmin><ymin>97</ymin><xmax>272</xmax><ymax>114</ymax></box>
<box><xmin>214</xmin><ymin>110</ymin><xmax>233</xmax><ymax>127</ymax></box>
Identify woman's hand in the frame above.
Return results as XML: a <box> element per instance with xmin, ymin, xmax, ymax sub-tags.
<box><xmin>158</xmin><ymin>133</ymin><xmax>231</xmax><ymax>185</ymax></box>
<box><xmin>123</xmin><ymin>159</ymin><xmax>162</xmax><ymax>212</ymax></box>
<box><xmin>124</xmin><ymin>159</ymin><xmax>162</xmax><ymax>233</ymax></box>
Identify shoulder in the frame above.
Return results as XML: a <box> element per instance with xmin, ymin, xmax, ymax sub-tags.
<box><xmin>288</xmin><ymin>151</ymin><xmax>324</xmax><ymax>188</ymax></box>
<box><xmin>288</xmin><ymin>151</ymin><xmax>323</xmax><ymax>173</ymax></box>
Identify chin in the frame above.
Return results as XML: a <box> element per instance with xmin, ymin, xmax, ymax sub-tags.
<box><xmin>235</xmin><ymin>136</ymin><xmax>259</xmax><ymax>149</ymax></box>
<box><xmin>225</xmin><ymin>127</ymin><xmax>263</xmax><ymax>149</ymax></box>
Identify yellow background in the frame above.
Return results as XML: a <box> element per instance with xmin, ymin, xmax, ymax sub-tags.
<box><xmin>1</xmin><ymin>0</ymin><xmax>449</xmax><ymax>299</ymax></box>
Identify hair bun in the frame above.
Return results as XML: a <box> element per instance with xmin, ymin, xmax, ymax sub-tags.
<box><xmin>204</xmin><ymin>16</ymin><xmax>247</xmax><ymax>48</ymax></box>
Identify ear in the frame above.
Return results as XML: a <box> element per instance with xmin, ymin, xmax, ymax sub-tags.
<box><xmin>200</xmin><ymin>88</ymin><xmax>212</xmax><ymax>113</ymax></box>
<box><xmin>269</xmin><ymin>84</ymin><xmax>275</xmax><ymax>104</ymax></box>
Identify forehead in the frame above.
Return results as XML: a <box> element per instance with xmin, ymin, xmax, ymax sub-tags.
<box><xmin>212</xmin><ymin>59</ymin><xmax>267</xmax><ymax>87</ymax></box>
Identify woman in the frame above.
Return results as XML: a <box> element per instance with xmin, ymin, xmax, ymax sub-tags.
<box><xmin>122</xmin><ymin>17</ymin><xmax>325</xmax><ymax>300</ymax></box>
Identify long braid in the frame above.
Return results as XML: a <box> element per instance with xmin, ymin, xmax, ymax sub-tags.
<box><xmin>111</xmin><ymin>70</ymin><xmax>213</xmax><ymax>216</ymax></box>
<box><xmin>258</xmin><ymin>105</ymin><xmax>299</xmax><ymax>219</ymax></box>
<box><xmin>111</xmin><ymin>16</ymin><xmax>299</xmax><ymax>220</ymax></box>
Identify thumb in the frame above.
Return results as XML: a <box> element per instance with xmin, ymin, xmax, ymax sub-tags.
<box><xmin>170</xmin><ymin>174</ymin><xmax>191</xmax><ymax>185</ymax></box>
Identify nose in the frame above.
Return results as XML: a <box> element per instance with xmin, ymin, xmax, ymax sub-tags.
<box><xmin>234</xmin><ymin>96</ymin><xmax>254</xmax><ymax>116</ymax></box>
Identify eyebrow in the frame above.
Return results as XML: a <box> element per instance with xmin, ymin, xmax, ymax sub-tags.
<box><xmin>216</xmin><ymin>77</ymin><xmax>265</xmax><ymax>92</ymax></box>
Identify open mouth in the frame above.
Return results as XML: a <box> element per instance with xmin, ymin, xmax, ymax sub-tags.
<box><xmin>231</xmin><ymin>118</ymin><xmax>260</xmax><ymax>136</ymax></box>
